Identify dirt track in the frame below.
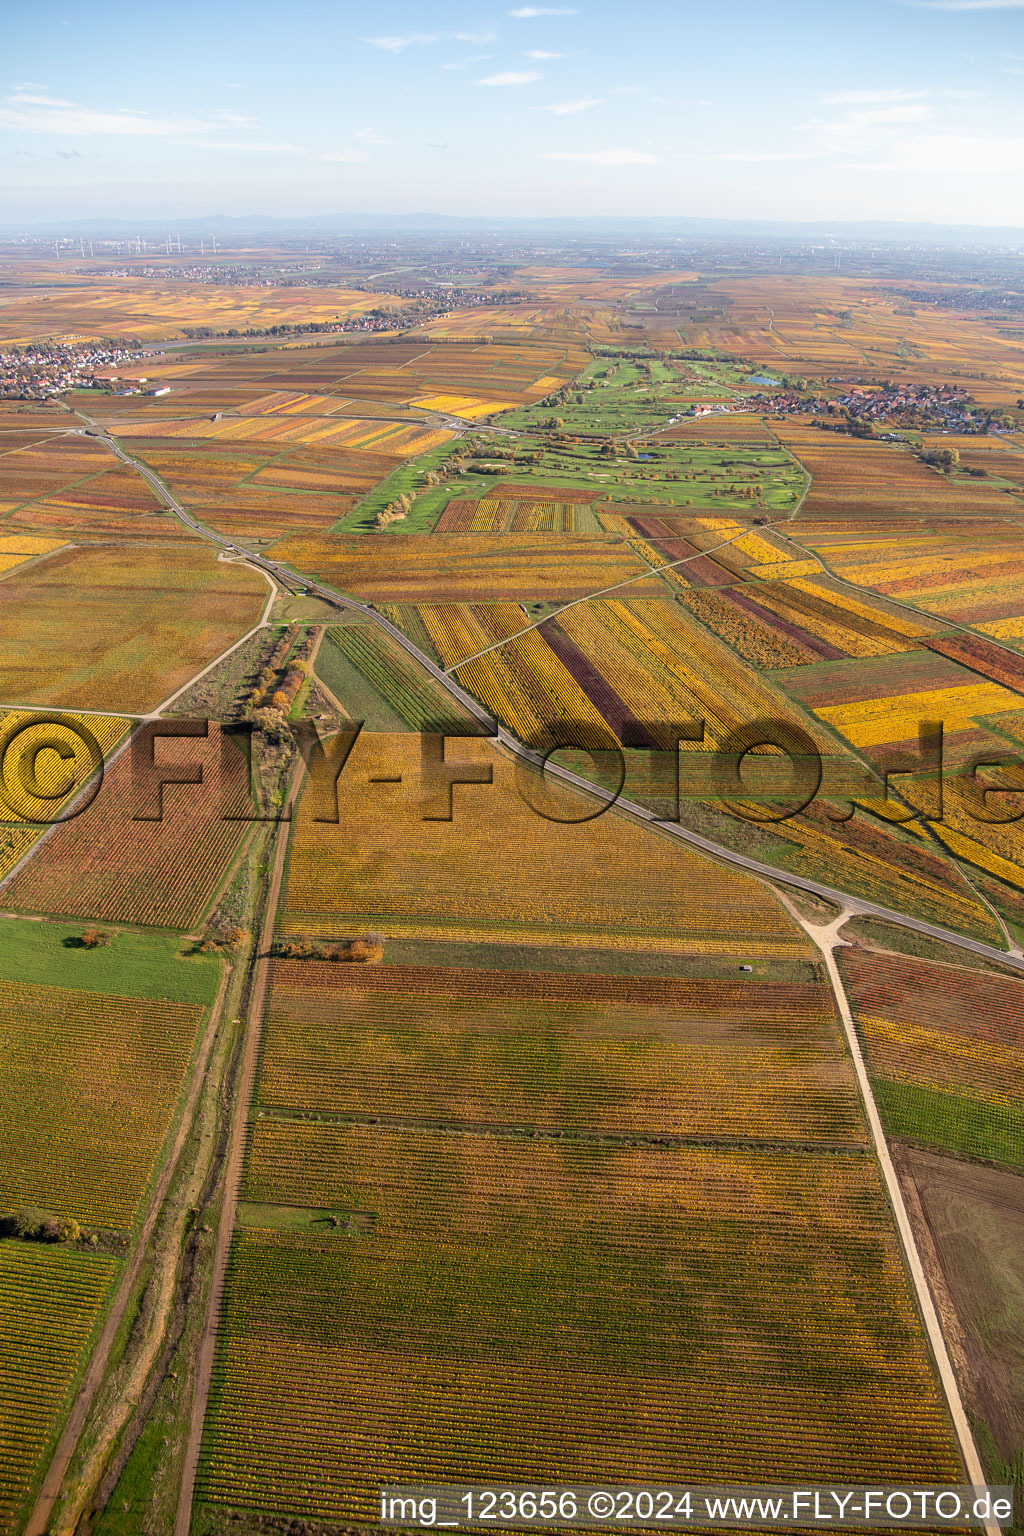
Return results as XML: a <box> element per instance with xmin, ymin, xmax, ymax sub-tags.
<box><xmin>173</xmin><ymin>758</ymin><xmax>305</xmax><ymax>1536</ymax></box>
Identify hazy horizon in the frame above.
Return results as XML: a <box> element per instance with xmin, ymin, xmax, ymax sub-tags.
<box><xmin>5</xmin><ymin>0</ymin><xmax>1024</xmax><ymax>227</ymax></box>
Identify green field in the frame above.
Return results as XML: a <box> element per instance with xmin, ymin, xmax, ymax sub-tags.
<box><xmin>331</xmin><ymin>439</ymin><xmax>461</xmax><ymax>533</ymax></box>
<box><xmin>314</xmin><ymin>624</ymin><xmax>468</xmax><ymax>732</ymax></box>
<box><xmin>874</xmin><ymin>1078</ymin><xmax>1024</xmax><ymax>1170</ymax></box>
<box><xmin>0</xmin><ymin>918</ymin><xmax>220</xmax><ymax>1005</ymax></box>
<box><xmin>455</xmin><ymin>436</ymin><xmax>802</xmax><ymax>510</ymax></box>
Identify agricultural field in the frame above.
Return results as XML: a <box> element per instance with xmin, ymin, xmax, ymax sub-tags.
<box><xmin>315</xmin><ymin>622</ymin><xmax>473</xmax><ymax>732</ymax></box>
<box><xmin>196</xmin><ymin>865</ymin><xmax>963</xmax><ymax>1528</ymax></box>
<box><xmin>0</xmin><ymin>275</ymin><xmax>416</xmax><ymax>346</ymax></box>
<box><xmin>199</xmin><ymin>1138</ymin><xmax>960</xmax><ymax>1525</ymax></box>
<box><xmin>113</xmin><ymin>420</ymin><xmax>456</xmax><ymax>542</ymax></box>
<box><xmin>54</xmin><ymin>332</ymin><xmax>588</xmax><ymax>544</ymax></box>
<box><xmin>0</xmin><ymin>426</ymin><xmax>188</xmax><ymax>541</ymax></box>
<box><xmin>0</xmin><ymin>430</ymin><xmax>118</xmax><ymax>514</ymax></box>
<box><xmin>0</xmin><ymin>1244</ymin><xmax>117</xmax><ymax>1536</ymax></box>
<box><xmin>434</xmin><ymin>494</ymin><xmax>605</xmax><ymax>533</ymax></box>
<box><xmin>0</xmin><ymin>919</ymin><xmax>219</xmax><ymax>1536</ymax></box>
<box><xmin>788</xmin><ymin>520</ymin><xmax>1024</xmax><ymax>629</ymax></box>
<box><xmin>409</xmin><ymin>593</ymin><xmax>836</xmax><ymax>758</ymax></box>
<box><xmin>270</xmin><ymin>531</ymin><xmax>663</xmax><ymax>603</ymax></box>
<box><xmin>680</xmin><ymin>275</ymin><xmax>1024</xmax><ymax>407</ymax></box>
<box><xmin>0</xmin><ymin>709</ymin><xmax>130</xmax><ymax>882</ymax></box>
<box><xmin>282</xmin><ymin>728</ymin><xmax>813</xmax><ymax>957</ymax></box>
<box><xmin>86</xmin><ymin>334</ymin><xmax>581</xmax><ymax>426</ymax></box>
<box><xmin>259</xmin><ymin>958</ymin><xmax>863</xmax><ymax>1140</ymax></box>
<box><xmin>0</xmin><ymin>545</ymin><xmax>267</xmax><ymax>712</ymax></box>
<box><xmin>776</xmin><ymin>420</ymin><xmax>1023</xmax><ymax>521</ymax></box>
<box><xmin>841</xmin><ymin>947</ymin><xmax>1024</xmax><ymax>1169</ymax></box>
<box><xmin>355</xmin><ymin>558</ymin><xmax>1012</xmax><ymax>938</ymax></box>
<box><xmin>893</xmin><ymin>1147</ymin><xmax>1024</xmax><ymax>1482</ymax></box>
<box><xmin>2</xmin><ymin>724</ymin><xmax>253</xmax><ymax>928</ymax></box>
<box><xmin>0</xmin><ymin>975</ymin><xmax>210</xmax><ymax>1227</ymax></box>
<box><xmin>5</xmin><ymin>248</ymin><xmax>1024</xmax><ymax>1536</ymax></box>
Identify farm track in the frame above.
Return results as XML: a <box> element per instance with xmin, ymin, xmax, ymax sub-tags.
<box><xmin>45</xmin><ymin>351</ymin><xmax>1016</xmax><ymax>1536</ymax></box>
<box><xmin>173</xmin><ymin>754</ymin><xmax>307</xmax><ymax>1536</ymax></box>
<box><xmin>775</xmin><ymin>894</ymin><xmax>1000</xmax><ymax>1536</ymax></box>
<box><xmin>436</xmin><ymin>518</ymin><xmax>789</xmax><ymax>671</ymax></box>
<box><xmin>73</xmin><ymin>408</ymin><xmax>1024</xmax><ymax>972</ymax></box>
<box><xmin>55</xmin><ymin>406</ymin><xmax>1018</xmax><ymax>1529</ymax></box>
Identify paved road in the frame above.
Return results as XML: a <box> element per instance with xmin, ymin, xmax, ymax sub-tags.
<box><xmin>79</xmin><ymin>414</ymin><xmax>1024</xmax><ymax>975</ymax></box>
<box><xmin>79</xmin><ymin>413</ymin><xmax>1017</xmax><ymax>1536</ymax></box>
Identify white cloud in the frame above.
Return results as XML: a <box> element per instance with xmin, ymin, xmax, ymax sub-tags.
<box><xmin>9</xmin><ymin>88</ymin><xmax>76</xmax><ymax>108</ymax></box>
<box><xmin>799</xmin><ymin>100</ymin><xmax>936</xmax><ymax>143</ymax></box>
<box><xmin>363</xmin><ymin>33</ymin><xmax>439</xmax><ymax>50</ymax></box>
<box><xmin>525</xmin><ymin>48</ymin><xmax>566</xmax><ymax>57</ymax></box>
<box><xmin>539</xmin><ymin>147</ymin><xmax>659</xmax><ymax>164</ymax></box>
<box><xmin>847</xmin><ymin>103</ymin><xmax>934</xmax><ymax>125</ymax></box>
<box><xmin>0</xmin><ymin>94</ymin><xmax>258</xmax><ymax>138</ymax></box>
<box><xmin>354</xmin><ymin>129</ymin><xmax>391</xmax><ymax>144</ymax></box>
<box><xmin>819</xmin><ymin>88</ymin><xmax>929</xmax><ymax>105</ymax></box>
<box><xmin>509</xmin><ymin>6</ymin><xmax>579</xmax><ymax>14</ymax></box>
<box><xmin>543</xmin><ymin>96</ymin><xmax>604</xmax><ymax>113</ymax></box>
<box><xmin>478</xmin><ymin>70</ymin><xmax>542</xmax><ymax>85</ymax></box>
<box><xmin>0</xmin><ymin>90</ymin><xmax>372</xmax><ymax>163</ymax></box>
<box><xmin>849</xmin><ymin>132</ymin><xmax>1024</xmax><ymax>173</ymax></box>
<box><xmin>454</xmin><ymin>30</ymin><xmax>497</xmax><ymax>43</ymax></box>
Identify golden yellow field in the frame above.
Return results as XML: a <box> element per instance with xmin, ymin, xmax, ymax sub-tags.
<box><xmin>282</xmin><ymin>731</ymin><xmax>811</xmax><ymax>957</ymax></box>
<box><xmin>0</xmin><ymin>278</ymin><xmax>415</xmax><ymax>345</ymax></box>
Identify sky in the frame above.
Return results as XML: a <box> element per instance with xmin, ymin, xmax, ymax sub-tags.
<box><xmin>3</xmin><ymin>0</ymin><xmax>1024</xmax><ymax>227</ymax></box>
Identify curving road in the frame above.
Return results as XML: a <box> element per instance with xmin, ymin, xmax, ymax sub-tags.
<box><xmin>76</xmin><ymin>410</ymin><xmax>1015</xmax><ymax>1529</ymax></box>
<box><xmin>78</xmin><ymin>413</ymin><xmax>1024</xmax><ymax>974</ymax></box>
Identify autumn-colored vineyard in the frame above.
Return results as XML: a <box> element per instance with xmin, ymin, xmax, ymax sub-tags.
<box><xmin>0</xmin><ymin>544</ymin><xmax>266</xmax><ymax>713</ymax></box>
<box><xmin>270</xmin><ymin>531</ymin><xmax>658</xmax><ymax>603</ymax></box>
<box><xmin>775</xmin><ymin>421</ymin><xmax>1022</xmax><ymax>520</ymax></box>
<box><xmin>0</xmin><ymin>977</ymin><xmax>205</xmax><ymax>1228</ymax></box>
<box><xmin>839</xmin><ymin>948</ymin><xmax>1024</xmax><ymax>1168</ymax></box>
<box><xmin>281</xmin><ymin>731</ymin><xmax>812</xmax><ymax>957</ymax></box>
<box><xmin>259</xmin><ymin>959</ymin><xmax>865</xmax><ymax>1143</ymax></box>
<box><xmin>3</xmin><ymin>725</ymin><xmax>251</xmax><ymax>928</ymax></box>
<box><xmin>435</xmin><ymin>496</ymin><xmax>602</xmax><ymax>533</ymax></box>
<box><xmin>0</xmin><ymin>1245</ymin><xmax>116</xmax><ymax>1536</ymax></box>
<box><xmin>198</xmin><ymin>1141</ymin><xmax>961</xmax><ymax>1525</ymax></box>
